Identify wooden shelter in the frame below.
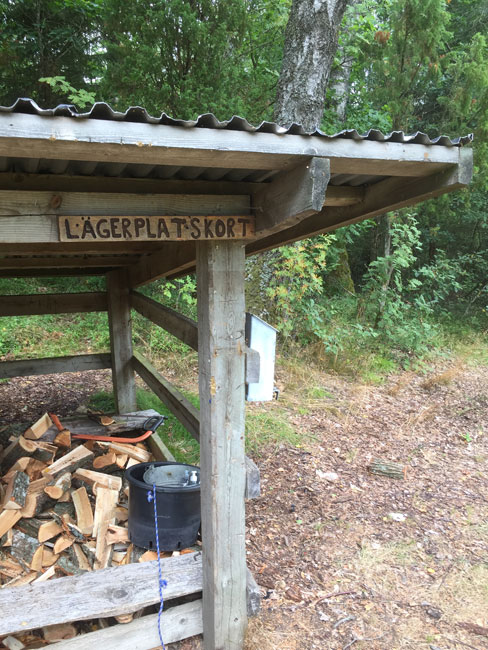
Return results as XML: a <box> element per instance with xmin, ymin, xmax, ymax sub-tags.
<box><xmin>0</xmin><ymin>99</ymin><xmax>473</xmax><ymax>649</ymax></box>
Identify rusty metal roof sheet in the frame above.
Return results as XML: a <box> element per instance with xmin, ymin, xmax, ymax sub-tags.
<box><xmin>0</xmin><ymin>98</ymin><xmax>473</xmax><ymax>147</ymax></box>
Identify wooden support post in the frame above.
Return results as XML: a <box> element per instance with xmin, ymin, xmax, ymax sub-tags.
<box><xmin>107</xmin><ymin>269</ymin><xmax>137</xmax><ymax>414</ymax></box>
<box><xmin>197</xmin><ymin>241</ymin><xmax>247</xmax><ymax>649</ymax></box>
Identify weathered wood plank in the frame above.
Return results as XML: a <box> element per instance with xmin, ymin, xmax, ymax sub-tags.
<box><xmin>0</xmin><ymin>112</ymin><xmax>463</xmax><ymax>175</ymax></box>
<box><xmin>0</xmin><ymin>191</ymin><xmax>249</xmax><ymax>244</ymax></box>
<box><xmin>130</xmin><ymin>292</ymin><xmax>198</xmax><ymax>350</ymax></box>
<box><xmin>53</xmin><ymin>601</ymin><xmax>203</xmax><ymax>650</ymax></box>
<box><xmin>147</xmin><ymin>433</ymin><xmax>176</xmax><ymax>463</ymax></box>
<box><xmin>246</xmin><ymin>152</ymin><xmax>474</xmax><ymax>254</ymax></box>
<box><xmin>197</xmin><ymin>241</ymin><xmax>247</xmax><ymax>649</ymax></box>
<box><xmin>132</xmin><ymin>352</ymin><xmax>200</xmax><ymax>440</ymax></box>
<box><xmin>0</xmin><ymin>354</ymin><xmax>112</xmax><ymax>380</ymax></box>
<box><xmin>128</xmin><ymin>242</ymin><xmax>197</xmax><ymax>287</ymax></box>
<box><xmin>0</xmin><ymin>292</ymin><xmax>107</xmax><ymax>316</ymax></box>
<box><xmin>107</xmin><ymin>269</ymin><xmax>137</xmax><ymax>414</ymax></box>
<box><xmin>0</xmin><ymin>552</ymin><xmax>203</xmax><ymax>636</ymax></box>
<box><xmin>253</xmin><ymin>158</ymin><xmax>330</xmax><ymax>235</ymax></box>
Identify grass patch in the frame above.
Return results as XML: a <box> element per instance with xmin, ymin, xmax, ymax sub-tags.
<box><xmin>245</xmin><ymin>406</ymin><xmax>303</xmax><ymax>455</ymax></box>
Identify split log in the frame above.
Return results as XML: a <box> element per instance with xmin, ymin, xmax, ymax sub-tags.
<box><xmin>53</xmin><ymin>429</ymin><xmax>72</xmax><ymax>449</ymax></box>
<box><xmin>71</xmin><ymin>487</ymin><xmax>94</xmax><ymax>536</ymax></box>
<box><xmin>38</xmin><ymin>520</ymin><xmax>63</xmax><ymax>543</ymax></box>
<box><xmin>367</xmin><ymin>458</ymin><xmax>407</xmax><ymax>480</ymax></box>
<box><xmin>16</xmin><ymin>518</ymin><xmax>42</xmax><ymax>539</ymax></box>
<box><xmin>32</xmin><ymin>441</ymin><xmax>58</xmax><ymax>464</ymax></box>
<box><xmin>44</xmin><ymin>446</ymin><xmax>94</xmax><ymax>477</ymax></box>
<box><xmin>1</xmin><ymin>528</ymin><xmax>13</xmax><ymax>547</ymax></box>
<box><xmin>57</xmin><ymin>554</ymin><xmax>88</xmax><ymax>577</ymax></box>
<box><xmin>24</xmin><ymin>413</ymin><xmax>53</xmax><ymax>440</ymax></box>
<box><xmin>52</xmin><ymin>501</ymin><xmax>76</xmax><ymax>518</ymax></box>
<box><xmin>20</xmin><ymin>477</ymin><xmax>56</xmax><ymax>518</ymax></box>
<box><xmin>71</xmin><ymin>544</ymin><xmax>92</xmax><ymax>571</ymax></box>
<box><xmin>0</xmin><ymin>550</ymin><xmax>23</xmax><ymax>578</ymax></box>
<box><xmin>0</xmin><ymin>510</ymin><xmax>22</xmax><ymax>537</ymax></box>
<box><xmin>53</xmin><ymin>535</ymin><xmax>74</xmax><ymax>555</ymax></box>
<box><xmin>106</xmin><ymin>525</ymin><xmax>129</xmax><ymax>545</ymax></box>
<box><xmin>24</xmin><ymin>459</ymin><xmax>48</xmax><ymax>481</ymax></box>
<box><xmin>10</xmin><ymin>530</ymin><xmax>41</xmax><ymax>569</ymax></box>
<box><xmin>44</xmin><ymin>472</ymin><xmax>71</xmax><ymax>500</ymax></box>
<box><xmin>0</xmin><ymin>437</ymin><xmax>38</xmax><ymax>473</ymax></box>
<box><xmin>139</xmin><ymin>550</ymin><xmax>158</xmax><ymax>562</ymax></box>
<box><xmin>2</xmin><ymin>458</ymin><xmax>31</xmax><ymax>482</ymax></box>
<box><xmin>93</xmin><ymin>452</ymin><xmax>120</xmax><ymax>473</ymax></box>
<box><xmin>114</xmin><ymin>506</ymin><xmax>128</xmax><ymax>523</ymax></box>
<box><xmin>2</xmin><ymin>471</ymin><xmax>30</xmax><ymax>510</ymax></box>
<box><xmin>93</xmin><ymin>487</ymin><xmax>118</xmax><ymax>570</ymax></box>
<box><xmin>43</xmin><ymin>623</ymin><xmax>77</xmax><ymax>643</ymax></box>
<box><xmin>97</xmin><ymin>441</ymin><xmax>151</xmax><ymax>463</ymax></box>
<box><xmin>42</xmin><ymin>548</ymin><xmax>59</xmax><ymax>568</ymax></box>
<box><xmin>72</xmin><ymin>468</ymin><xmax>122</xmax><ymax>494</ymax></box>
<box><xmin>32</xmin><ymin>564</ymin><xmax>56</xmax><ymax>583</ymax></box>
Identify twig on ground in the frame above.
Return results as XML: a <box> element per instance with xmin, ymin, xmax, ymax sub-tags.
<box><xmin>333</xmin><ymin>615</ymin><xmax>356</xmax><ymax>630</ymax></box>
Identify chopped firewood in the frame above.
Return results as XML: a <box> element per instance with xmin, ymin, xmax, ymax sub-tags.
<box><xmin>53</xmin><ymin>429</ymin><xmax>71</xmax><ymax>449</ymax></box>
<box><xmin>0</xmin><ymin>436</ymin><xmax>39</xmax><ymax>473</ymax></box>
<box><xmin>24</xmin><ymin>413</ymin><xmax>53</xmax><ymax>441</ymax></box>
<box><xmin>10</xmin><ymin>530</ymin><xmax>41</xmax><ymax>569</ymax></box>
<box><xmin>120</xmin><ymin>543</ymin><xmax>133</xmax><ymax>565</ymax></box>
<box><xmin>38</xmin><ymin>520</ymin><xmax>63</xmax><ymax>543</ymax></box>
<box><xmin>72</xmin><ymin>468</ymin><xmax>122</xmax><ymax>493</ymax></box>
<box><xmin>98</xmin><ymin>441</ymin><xmax>151</xmax><ymax>463</ymax></box>
<box><xmin>31</xmin><ymin>441</ymin><xmax>58</xmax><ymax>464</ymax></box>
<box><xmin>71</xmin><ymin>543</ymin><xmax>92</xmax><ymax>571</ymax></box>
<box><xmin>41</xmin><ymin>547</ymin><xmax>59</xmax><ymax>567</ymax></box>
<box><xmin>0</xmin><ymin>549</ymin><xmax>23</xmax><ymax>578</ymax></box>
<box><xmin>52</xmin><ymin>501</ymin><xmax>76</xmax><ymax>518</ymax></box>
<box><xmin>125</xmin><ymin>456</ymin><xmax>140</xmax><ymax>469</ymax></box>
<box><xmin>24</xmin><ymin>459</ymin><xmax>48</xmax><ymax>481</ymax></box>
<box><xmin>139</xmin><ymin>550</ymin><xmax>158</xmax><ymax>562</ymax></box>
<box><xmin>71</xmin><ymin>487</ymin><xmax>94</xmax><ymax>536</ymax></box>
<box><xmin>93</xmin><ymin>487</ymin><xmax>118</xmax><ymax>570</ymax></box>
<box><xmin>115</xmin><ymin>613</ymin><xmax>133</xmax><ymax>624</ymax></box>
<box><xmin>106</xmin><ymin>524</ymin><xmax>129</xmax><ymax>545</ymax></box>
<box><xmin>2</xmin><ymin>471</ymin><xmax>30</xmax><ymax>510</ymax></box>
<box><xmin>114</xmin><ymin>506</ymin><xmax>129</xmax><ymax>523</ymax></box>
<box><xmin>20</xmin><ymin>477</ymin><xmax>56</xmax><ymax>518</ymax></box>
<box><xmin>100</xmin><ymin>415</ymin><xmax>115</xmax><ymax>426</ymax></box>
<box><xmin>2</xmin><ymin>458</ymin><xmax>31</xmax><ymax>482</ymax></box>
<box><xmin>111</xmin><ymin>550</ymin><xmax>128</xmax><ymax>563</ymax></box>
<box><xmin>32</xmin><ymin>564</ymin><xmax>56</xmax><ymax>583</ymax></box>
<box><xmin>368</xmin><ymin>458</ymin><xmax>407</xmax><ymax>480</ymax></box>
<box><xmin>43</xmin><ymin>471</ymin><xmax>71</xmax><ymax>500</ymax></box>
<box><xmin>16</xmin><ymin>517</ymin><xmax>42</xmax><ymax>539</ymax></box>
<box><xmin>93</xmin><ymin>452</ymin><xmax>120</xmax><ymax>472</ymax></box>
<box><xmin>57</xmin><ymin>553</ymin><xmax>87</xmax><ymax>576</ymax></box>
<box><xmin>0</xmin><ymin>510</ymin><xmax>22</xmax><ymax>537</ymax></box>
<box><xmin>43</xmin><ymin>445</ymin><xmax>94</xmax><ymax>477</ymax></box>
<box><xmin>42</xmin><ymin>623</ymin><xmax>77</xmax><ymax>642</ymax></box>
<box><xmin>2</xmin><ymin>634</ymin><xmax>26</xmax><ymax>650</ymax></box>
<box><xmin>53</xmin><ymin>513</ymin><xmax>85</xmax><ymax>542</ymax></box>
<box><xmin>53</xmin><ymin>535</ymin><xmax>74</xmax><ymax>555</ymax></box>
<box><xmin>1</xmin><ymin>571</ymin><xmax>37</xmax><ymax>588</ymax></box>
<box><xmin>115</xmin><ymin>453</ymin><xmax>128</xmax><ymax>469</ymax></box>
<box><xmin>1</xmin><ymin>528</ymin><xmax>14</xmax><ymax>547</ymax></box>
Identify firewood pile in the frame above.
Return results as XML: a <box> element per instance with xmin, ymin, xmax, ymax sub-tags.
<box><xmin>0</xmin><ymin>411</ymin><xmax>188</xmax><ymax>645</ymax></box>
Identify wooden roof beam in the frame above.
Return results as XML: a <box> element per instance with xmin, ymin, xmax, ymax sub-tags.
<box><xmin>0</xmin><ymin>256</ymin><xmax>139</xmax><ymax>269</ymax></box>
<box><xmin>246</xmin><ymin>148</ymin><xmax>473</xmax><ymax>254</ymax></box>
<box><xmin>0</xmin><ymin>112</ymin><xmax>464</xmax><ymax>175</ymax></box>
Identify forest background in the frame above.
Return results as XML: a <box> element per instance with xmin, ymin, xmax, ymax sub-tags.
<box><xmin>0</xmin><ymin>0</ymin><xmax>487</xmax><ymax>380</ymax></box>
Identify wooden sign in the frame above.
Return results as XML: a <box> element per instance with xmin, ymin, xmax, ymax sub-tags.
<box><xmin>58</xmin><ymin>215</ymin><xmax>255</xmax><ymax>242</ymax></box>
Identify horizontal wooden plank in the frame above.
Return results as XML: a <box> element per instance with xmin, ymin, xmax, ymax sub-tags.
<box><xmin>0</xmin><ymin>242</ymin><xmax>166</xmax><ymax>255</ymax></box>
<box><xmin>0</xmin><ymin>552</ymin><xmax>202</xmax><ymax>636</ymax></box>
<box><xmin>131</xmin><ymin>292</ymin><xmax>198</xmax><ymax>351</ymax></box>
<box><xmin>59</xmin><ymin>215</ymin><xmax>254</xmax><ymax>243</ymax></box>
<box><xmin>132</xmin><ymin>352</ymin><xmax>200</xmax><ymax>440</ymax></box>
<box><xmin>128</xmin><ymin>243</ymin><xmax>197</xmax><ymax>287</ymax></box>
<box><xmin>53</xmin><ymin>601</ymin><xmax>203</xmax><ymax>650</ymax></box>
<box><xmin>0</xmin><ymin>353</ymin><xmax>112</xmax><ymax>379</ymax></box>
<box><xmin>0</xmin><ymin>190</ymin><xmax>250</xmax><ymax>244</ymax></box>
<box><xmin>0</xmin><ymin>113</ymin><xmax>463</xmax><ymax>175</ymax></box>
<box><xmin>0</xmin><ymin>292</ymin><xmax>107</xmax><ymax>316</ymax></box>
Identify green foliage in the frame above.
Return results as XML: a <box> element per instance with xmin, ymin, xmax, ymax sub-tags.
<box><xmin>39</xmin><ymin>76</ymin><xmax>96</xmax><ymax>108</ymax></box>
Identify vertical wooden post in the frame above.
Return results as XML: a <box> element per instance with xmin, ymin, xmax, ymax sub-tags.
<box><xmin>107</xmin><ymin>269</ymin><xmax>137</xmax><ymax>414</ymax></box>
<box><xmin>197</xmin><ymin>241</ymin><xmax>247</xmax><ymax>649</ymax></box>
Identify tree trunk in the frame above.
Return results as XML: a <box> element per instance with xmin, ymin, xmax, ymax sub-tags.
<box><xmin>274</xmin><ymin>0</ymin><xmax>350</xmax><ymax>129</ymax></box>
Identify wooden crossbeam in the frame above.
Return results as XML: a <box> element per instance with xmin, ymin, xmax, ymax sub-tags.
<box><xmin>0</xmin><ymin>292</ymin><xmax>107</xmax><ymax>316</ymax></box>
<box><xmin>0</xmin><ymin>354</ymin><xmax>112</xmax><ymax>380</ymax></box>
<box><xmin>132</xmin><ymin>351</ymin><xmax>200</xmax><ymax>439</ymax></box>
<box><xmin>0</xmin><ymin>256</ymin><xmax>139</xmax><ymax>269</ymax></box>
<box><xmin>130</xmin><ymin>291</ymin><xmax>198</xmax><ymax>350</ymax></box>
<box><xmin>246</xmin><ymin>151</ymin><xmax>474</xmax><ymax>254</ymax></box>
<box><xmin>1</xmin><ymin>112</ymin><xmax>463</xmax><ymax>175</ymax></box>
<box><xmin>253</xmin><ymin>158</ymin><xmax>330</xmax><ymax>235</ymax></box>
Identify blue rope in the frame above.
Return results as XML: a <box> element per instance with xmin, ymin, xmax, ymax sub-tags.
<box><xmin>147</xmin><ymin>484</ymin><xmax>167</xmax><ymax>649</ymax></box>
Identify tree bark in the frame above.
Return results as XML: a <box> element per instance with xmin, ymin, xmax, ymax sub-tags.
<box><xmin>274</xmin><ymin>0</ymin><xmax>350</xmax><ymax>129</ymax></box>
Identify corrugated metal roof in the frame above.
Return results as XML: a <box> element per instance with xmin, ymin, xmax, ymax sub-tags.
<box><xmin>0</xmin><ymin>98</ymin><xmax>473</xmax><ymax>147</ymax></box>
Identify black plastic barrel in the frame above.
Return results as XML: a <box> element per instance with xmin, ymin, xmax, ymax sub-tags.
<box><xmin>125</xmin><ymin>461</ymin><xmax>201</xmax><ymax>551</ymax></box>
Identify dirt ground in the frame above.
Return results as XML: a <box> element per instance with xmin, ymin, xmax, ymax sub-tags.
<box><xmin>1</xmin><ymin>358</ymin><xmax>487</xmax><ymax>650</ymax></box>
